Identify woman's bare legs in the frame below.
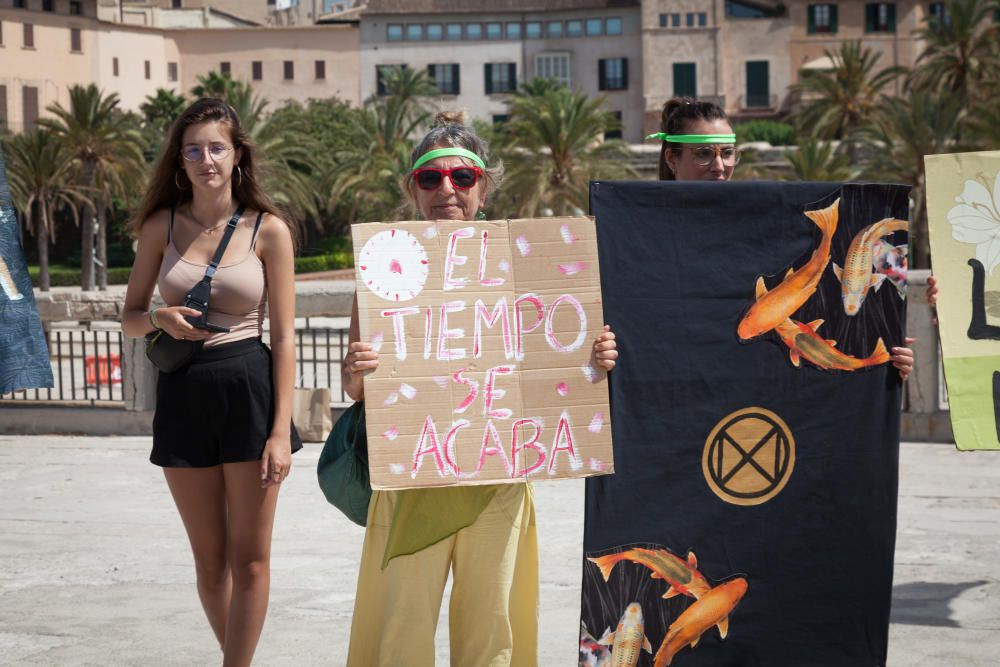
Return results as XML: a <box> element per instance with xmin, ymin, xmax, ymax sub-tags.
<box><xmin>221</xmin><ymin>460</ymin><xmax>280</xmax><ymax>667</ymax></box>
<box><xmin>164</xmin><ymin>466</ymin><xmax>230</xmax><ymax>647</ymax></box>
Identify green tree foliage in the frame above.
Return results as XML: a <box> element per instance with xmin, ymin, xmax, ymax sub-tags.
<box><xmin>860</xmin><ymin>91</ymin><xmax>967</xmax><ymax>268</ymax></box>
<box><xmin>268</xmin><ymin>98</ymin><xmax>357</xmax><ymax>241</ymax></box>
<box><xmin>190</xmin><ymin>71</ymin><xmax>236</xmax><ymax>100</ymax></box>
<box><xmin>908</xmin><ymin>0</ymin><xmax>1000</xmax><ymax>107</ymax></box>
<box><xmin>735</xmin><ymin>120</ymin><xmax>797</xmax><ymax>146</ymax></box>
<box><xmin>327</xmin><ymin>67</ymin><xmax>437</xmax><ymax>227</ymax></box>
<box><xmin>789</xmin><ymin>42</ymin><xmax>902</xmax><ymax>149</ymax></box>
<box><xmin>3</xmin><ymin>130</ymin><xmax>91</xmax><ymax>291</ymax></box>
<box><xmin>784</xmin><ymin>139</ymin><xmax>857</xmax><ymax>181</ymax></box>
<box><xmin>492</xmin><ymin>80</ymin><xmax>635</xmax><ymax>217</ymax></box>
<box><xmin>39</xmin><ymin>85</ymin><xmax>145</xmax><ymax>290</ymax></box>
<box><xmin>139</xmin><ymin>88</ymin><xmax>186</xmax><ymax>158</ymax></box>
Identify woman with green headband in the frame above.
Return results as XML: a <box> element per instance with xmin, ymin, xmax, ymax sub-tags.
<box><xmin>653</xmin><ymin>97</ymin><xmax>915</xmax><ymax>377</ymax></box>
<box><xmin>653</xmin><ymin>98</ymin><xmax>741</xmax><ymax>181</ymax></box>
<box><xmin>342</xmin><ymin>111</ymin><xmax>618</xmax><ymax>666</ymax></box>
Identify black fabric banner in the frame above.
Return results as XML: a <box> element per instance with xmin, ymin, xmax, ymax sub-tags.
<box><xmin>580</xmin><ymin>181</ymin><xmax>909</xmax><ymax>667</ymax></box>
<box><xmin>0</xmin><ymin>144</ymin><xmax>53</xmax><ymax>394</ymax></box>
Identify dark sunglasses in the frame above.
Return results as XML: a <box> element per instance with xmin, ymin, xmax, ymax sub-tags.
<box><xmin>412</xmin><ymin>166</ymin><xmax>483</xmax><ymax>191</ymax></box>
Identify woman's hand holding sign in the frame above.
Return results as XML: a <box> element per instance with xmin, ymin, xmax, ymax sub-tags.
<box><xmin>343</xmin><ymin>340</ymin><xmax>378</xmax><ymax>402</ymax></box>
<box><xmin>593</xmin><ymin>325</ymin><xmax>618</xmax><ymax>371</ymax></box>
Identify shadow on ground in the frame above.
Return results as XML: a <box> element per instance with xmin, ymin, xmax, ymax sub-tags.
<box><xmin>890</xmin><ymin>580</ymin><xmax>989</xmax><ymax>627</ymax></box>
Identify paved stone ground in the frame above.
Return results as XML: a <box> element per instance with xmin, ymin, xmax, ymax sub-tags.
<box><xmin>0</xmin><ymin>436</ymin><xmax>997</xmax><ymax>666</ymax></box>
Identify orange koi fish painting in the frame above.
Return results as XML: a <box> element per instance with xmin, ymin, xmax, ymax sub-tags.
<box><xmin>737</xmin><ymin>199</ymin><xmax>839</xmax><ymax>340</ymax></box>
<box><xmin>598</xmin><ymin>602</ymin><xmax>653</xmax><ymax>667</ymax></box>
<box><xmin>737</xmin><ymin>190</ymin><xmax>908</xmax><ymax>374</ymax></box>
<box><xmin>588</xmin><ymin>547</ymin><xmax>711</xmax><ymax>600</ymax></box>
<box><xmin>583</xmin><ymin>544</ymin><xmax>748</xmax><ymax>667</ymax></box>
<box><xmin>774</xmin><ymin>318</ymin><xmax>890</xmax><ymax>371</ymax></box>
<box><xmin>833</xmin><ymin>217</ymin><xmax>909</xmax><ymax>315</ymax></box>
<box><xmin>584</xmin><ymin>181</ymin><xmax>908</xmax><ymax>667</ymax></box>
<box><xmin>653</xmin><ymin>578</ymin><xmax>748</xmax><ymax>667</ymax></box>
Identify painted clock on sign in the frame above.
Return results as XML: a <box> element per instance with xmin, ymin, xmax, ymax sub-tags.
<box><xmin>358</xmin><ymin>229</ymin><xmax>430</xmax><ymax>302</ymax></box>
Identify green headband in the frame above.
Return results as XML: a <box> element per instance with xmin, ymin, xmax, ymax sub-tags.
<box><xmin>645</xmin><ymin>133</ymin><xmax>737</xmax><ymax>144</ymax></box>
<box><xmin>411</xmin><ymin>147</ymin><xmax>486</xmax><ymax>171</ymax></box>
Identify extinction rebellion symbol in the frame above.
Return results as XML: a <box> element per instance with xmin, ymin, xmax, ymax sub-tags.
<box><xmin>702</xmin><ymin>407</ymin><xmax>795</xmax><ymax>506</ymax></box>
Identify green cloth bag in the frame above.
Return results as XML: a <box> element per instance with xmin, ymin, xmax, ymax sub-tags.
<box><xmin>317</xmin><ymin>401</ymin><xmax>371</xmax><ymax>526</ymax></box>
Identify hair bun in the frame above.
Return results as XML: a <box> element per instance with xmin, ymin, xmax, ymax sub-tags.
<box><xmin>433</xmin><ymin>110</ymin><xmax>467</xmax><ymax>127</ymax></box>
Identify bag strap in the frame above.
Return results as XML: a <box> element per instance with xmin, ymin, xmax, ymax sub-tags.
<box><xmin>202</xmin><ymin>205</ymin><xmax>246</xmax><ymax>283</ymax></box>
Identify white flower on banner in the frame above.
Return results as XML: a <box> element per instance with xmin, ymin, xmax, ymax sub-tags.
<box><xmin>948</xmin><ymin>172</ymin><xmax>1000</xmax><ymax>274</ymax></box>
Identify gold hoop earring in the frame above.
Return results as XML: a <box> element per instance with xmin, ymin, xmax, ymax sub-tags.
<box><xmin>174</xmin><ymin>169</ymin><xmax>188</xmax><ymax>190</ymax></box>
<box><xmin>234</xmin><ymin>165</ymin><xmax>243</xmax><ymax>188</ymax></box>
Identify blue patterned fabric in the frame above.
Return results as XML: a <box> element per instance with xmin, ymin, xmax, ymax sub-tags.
<box><xmin>0</xmin><ymin>144</ymin><xmax>53</xmax><ymax>393</ymax></box>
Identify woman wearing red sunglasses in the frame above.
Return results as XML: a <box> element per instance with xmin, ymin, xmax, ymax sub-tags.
<box><xmin>341</xmin><ymin>111</ymin><xmax>618</xmax><ymax>666</ymax></box>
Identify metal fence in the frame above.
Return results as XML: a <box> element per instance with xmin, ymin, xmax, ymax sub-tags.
<box><xmin>289</xmin><ymin>327</ymin><xmax>350</xmax><ymax>404</ymax></box>
<box><xmin>2</xmin><ymin>327</ymin><xmax>351</xmax><ymax>405</ymax></box>
<box><xmin>1</xmin><ymin>329</ymin><xmax>124</xmax><ymax>404</ymax></box>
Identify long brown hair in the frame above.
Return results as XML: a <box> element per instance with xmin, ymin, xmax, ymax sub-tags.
<box><xmin>658</xmin><ymin>97</ymin><xmax>729</xmax><ymax>180</ymax></box>
<box><xmin>129</xmin><ymin>98</ymin><xmax>294</xmax><ymax>240</ymax></box>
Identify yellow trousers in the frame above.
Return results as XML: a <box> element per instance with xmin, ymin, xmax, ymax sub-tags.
<box><xmin>347</xmin><ymin>483</ymin><xmax>539</xmax><ymax>667</ymax></box>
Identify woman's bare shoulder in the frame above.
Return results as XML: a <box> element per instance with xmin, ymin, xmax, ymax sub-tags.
<box><xmin>137</xmin><ymin>208</ymin><xmax>172</xmax><ymax>245</ymax></box>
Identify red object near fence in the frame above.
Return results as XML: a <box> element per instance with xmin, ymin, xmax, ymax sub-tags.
<box><xmin>85</xmin><ymin>354</ymin><xmax>122</xmax><ymax>386</ymax></box>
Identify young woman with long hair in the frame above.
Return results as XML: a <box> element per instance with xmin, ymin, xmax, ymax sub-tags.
<box><xmin>121</xmin><ymin>98</ymin><xmax>301</xmax><ymax>666</ymax></box>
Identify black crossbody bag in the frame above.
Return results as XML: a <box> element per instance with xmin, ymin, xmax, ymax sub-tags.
<box><xmin>145</xmin><ymin>206</ymin><xmax>245</xmax><ymax>373</ymax></box>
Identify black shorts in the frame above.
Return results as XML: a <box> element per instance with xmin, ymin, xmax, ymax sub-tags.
<box><xmin>151</xmin><ymin>337</ymin><xmax>303</xmax><ymax>468</ymax></box>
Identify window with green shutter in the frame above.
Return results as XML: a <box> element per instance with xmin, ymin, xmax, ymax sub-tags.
<box><xmin>807</xmin><ymin>4</ymin><xmax>838</xmax><ymax>33</ymax></box>
<box><xmin>598</xmin><ymin>58</ymin><xmax>628</xmax><ymax>91</ymax></box>
<box><xmin>428</xmin><ymin>64</ymin><xmax>460</xmax><ymax>95</ymax></box>
<box><xmin>484</xmin><ymin>63</ymin><xmax>516</xmax><ymax>94</ymax></box>
<box><xmin>928</xmin><ymin>3</ymin><xmax>952</xmax><ymax>30</ymax></box>
<box><xmin>865</xmin><ymin>3</ymin><xmax>896</xmax><ymax>32</ymax></box>
<box><xmin>673</xmin><ymin>63</ymin><xmax>697</xmax><ymax>98</ymax></box>
<box><xmin>745</xmin><ymin>61</ymin><xmax>770</xmax><ymax>108</ymax></box>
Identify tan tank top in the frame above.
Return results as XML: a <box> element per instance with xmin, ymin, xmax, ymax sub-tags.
<box><xmin>158</xmin><ymin>209</ymin><xmax>267</xmax><ymax>348</ymax></box>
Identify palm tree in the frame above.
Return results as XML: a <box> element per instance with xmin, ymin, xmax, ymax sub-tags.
<box><xmin>265</xmin><ymin>98</ymin><xmax>358</xmax><ymax>237</ymax></box>
<box><xmin>226</xmin><ymin>81</ymin><xmax>319</xmax><ymax>226</ymax></box>
<box><xmin>496</xmin><ymin>81</ymin><xmax>635</xmax><ymax>217</ymax></box>
<box><xmin>328</xmin><ymin>101</ymin><xmax>426</xmax><ymax>226</ymax></box>
<box><xmin>224</xmin><ymin>78</ymin><xmax>269</xmax><ymax>135</ymax></box>
<box><xmin>139</xmin><ymin>88</ymin><xmax>186</xmax><ymax>158</ymax></box>
<box><xmin>966</xmin><ymin>91</ymin><xmax>1000</xmax><ymax>148</ymax></box>
<box><xmin>371</xmin><ymin>65</ymin><xmax>439</xmax><ymax>112</ymax></box>
<box><xmin>40</xmin><ymin>85</ymin><xmax>145</xmax><ymax>291</ymax></box>
<box><xmin>190</xmin><ymin>71</ymin><xmax>236</xmax><ymax>100</ymax></box>
<box><xmin>789</xmin><ymin>41</ymin><xmax>903</xmax><ymax>161</ymax></box>
<box><xmin>908</xmin><ymin>0</ymin><xmax>1000</xmax><ymax>107</ymax></box>
<box><xmin>784</xmin><ymin>139</ymin><xmax>858</xmax><ymax>181</ymax></box>
<box><xmin>3</xmin><ymin>130</ymin><xmax>91</xmax><ymax>291</ymax></box>
<box><xmin>140</xmin><ymin>88</ymin><xmax>186</xmax><ymax>129</ymax></box>
<box><xmin>859</xmin><ymin>90</ymin><xmax>967</xmax><ymax>268</ymax></box>
<box><xmin>327</xmin><ymin>68</ymin><xmax>436</xmax><ymax>226</ymax></box>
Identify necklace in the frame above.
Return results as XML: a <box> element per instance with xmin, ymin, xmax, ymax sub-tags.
<box><xmin>186</xmin><ymin>205</ymin><xmax>234</xmax><ymax>234</ymax></box>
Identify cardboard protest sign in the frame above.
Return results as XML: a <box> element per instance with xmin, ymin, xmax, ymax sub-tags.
<box><xmin>0</xmin><ymin>144</ymin><xmax>53</xmax><ymax>394</ymax></box>
<box><xmin>582</xmin><ymin>181</ymin><xmax>908</xmax><ymax>666</ymax></box>
<box><xmin>926</xmin><ymin>150</ymin><xmax>1000</xmax><ymax>450</ymax></box>
<box><xmin>352</xmin><ymin>217</ymin><xmax>613</xmax><ymax>490</ymax></box>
